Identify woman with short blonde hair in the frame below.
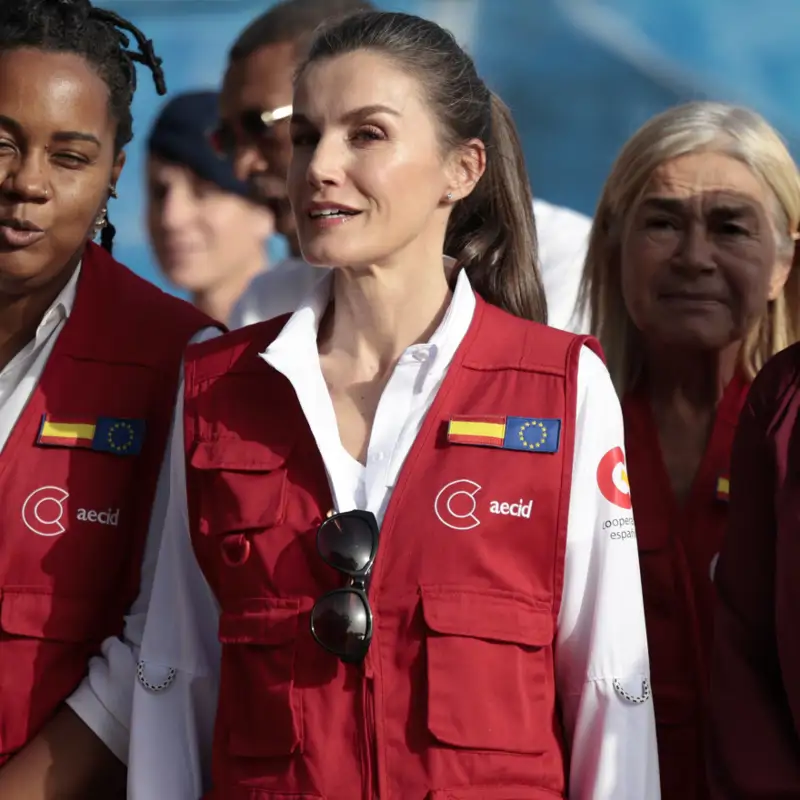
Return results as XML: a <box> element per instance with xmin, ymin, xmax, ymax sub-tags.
<box><xmin>579</xmin><ymin>101</ymin><xmax>800</xmax><ymax>800</ymax></box>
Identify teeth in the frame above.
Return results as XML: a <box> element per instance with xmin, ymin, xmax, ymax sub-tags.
<box><xmin>310</xmin><ymin>209</ymin><xmax>354</xmax><ymax>218</ymax></box>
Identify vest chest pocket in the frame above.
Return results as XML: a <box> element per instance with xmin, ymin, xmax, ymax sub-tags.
<box><xmin>189</xmin><ymin>438</ymin><xmax>292</xmax><ymax>540</ymax></box>
<box><xmin>421</xmin><ymin>587</ymin><xmax>554</xmax><ymax>755</ymax></box>
<box><xmin>217</xmin><ymin>599</ymin><xmax>302</xmax><ymax>758</ymax></box>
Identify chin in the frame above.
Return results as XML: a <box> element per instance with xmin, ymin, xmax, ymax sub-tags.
<box><xmin>298</xmin><ymin>241</ymin><xmax>353</xmax><ymax>268</ymax></box>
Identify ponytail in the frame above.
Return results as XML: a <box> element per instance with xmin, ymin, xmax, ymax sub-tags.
<box><xmin>444</xmin><ymin>93</ymin><xmax>546</xmax><ymax>323</ymax></box>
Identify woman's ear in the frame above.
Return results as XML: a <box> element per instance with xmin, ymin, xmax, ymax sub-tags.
<box><xmin>445</xmin><ymin>138</ymin><xmax>486</xmax><ymax>202</ymax></box>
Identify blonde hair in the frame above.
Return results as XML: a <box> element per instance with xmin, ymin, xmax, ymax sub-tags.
<box><xmin>579</xmin><ymin>101</ymin><xmax>800</xmax><ymax>394</ymax></box>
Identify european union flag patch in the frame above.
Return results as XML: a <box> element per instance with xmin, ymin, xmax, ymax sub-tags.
<box><xmin>92</xmin><ymin>417</ymin><xmax>145</xmax><ymax>456</ymax></box>
<box><xmin>447</xmin><ymin>415</ymin><xmax>561</xmax><ymax>454</ymax></box>
<box><xmin>503</xmin><ymin>417</ymin><xmax>561</xmax><ymax>453</ymax></box>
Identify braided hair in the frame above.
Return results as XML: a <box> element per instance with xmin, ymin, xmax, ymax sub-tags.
<box><xmin>0</xmin><ymin>0</ymin><xmax>167</xmax><ymax>253</ymax></box>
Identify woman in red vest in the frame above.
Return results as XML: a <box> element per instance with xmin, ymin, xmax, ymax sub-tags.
<box><xmin>0</xmin><ymin>0</ymin><xmax>220</xmax><ymax>796</ymax></box>
<box><xmin>126</xmin><ymin>10</ymin><xmax>657</xmax><ymax>799</ymax></box>
<box><xmin>707</xmin><ymin>338</ymin><xmax>800</xmax><ymax>795</ymax></box>
<box><xmin>579</xmin><ymin>102</ymin><xmax>800</xmax><ymax>800</ymax></box>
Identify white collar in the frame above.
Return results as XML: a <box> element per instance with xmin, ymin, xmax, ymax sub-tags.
<box><xmin>260</xmin><ymin>258</ymin><xmax>476</xmax><ymax>378</ymax></box>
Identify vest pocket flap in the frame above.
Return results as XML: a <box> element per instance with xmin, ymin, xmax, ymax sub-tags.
<box><xmin>428</xmin><ymin>787</ymin><xmax>563</xmax><ymax>800</ymax></box>
<box><xmin>218</xmin><ymin>600</ymin><xmax>300</xmax><ymax>646</ymax></box>
<box><xmin>421</xmin><ymin>587</ymin><xmax>553</xmax><ymax>647</ymax></box>
<box><xmin>190</xmin><ymin>437</ymin><xmax>292</xmax><ymax>472</ymax></box>
<box><xmin>0</xmin><ymin>590</ymin><xmax>107</xmax><ymax>642</ymax></box>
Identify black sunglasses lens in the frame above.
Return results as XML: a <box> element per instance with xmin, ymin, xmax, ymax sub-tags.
<box><xmin>318</xmin><ymin>515</ymin><xmax>375</xmax><ymax>574</ymax></box>
<box><xmin>241</xmin><ymin>109</ymin><xmax>269</xmax><ymax>138</ymax></box>
<box><xmin>311</xmin><ymin>590</ymin><xmax>370</xmax><ymax>661</ymax></box>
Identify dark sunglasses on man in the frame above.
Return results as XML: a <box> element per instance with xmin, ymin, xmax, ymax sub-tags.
<box><xmin>208</xmin><ymin>104</ymin><xmax>292</xmax><ymax>160</ymax></box>
<box><xmin>310</xmin><ymin>509</ymin><xmax>380</xmax><ymax>664</ymax></box>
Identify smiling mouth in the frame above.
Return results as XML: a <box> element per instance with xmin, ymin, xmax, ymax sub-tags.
<box><xmin>308</xmin><ymin>209</ymin><xmax>361</xmax><ymax>221</ymax></box>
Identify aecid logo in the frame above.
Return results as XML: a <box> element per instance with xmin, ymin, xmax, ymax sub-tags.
<box><xmin>434</xmin><ymin>479</ymin><xmax>535</xmax><ymax>530</ymax></box>
<box><xmin>21</xmin><ymin>486</ymin><xmax>121</xmax><ymax>537</ymax></box>
<box><xmin>597</xmin><ymin>447</ymin><xmax>632</xmax><ymax>510</ymax></box>
<box><xmin>435</xmin><ymin>479</ymin><xmax>482</xmax><ymax>530</ymax></box>
<box><xmin>22</xmin><ymin>486</ymin><xmax>69</xmax><ymax>537</ymax></box>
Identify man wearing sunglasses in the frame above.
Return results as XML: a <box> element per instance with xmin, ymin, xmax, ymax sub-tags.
<box><xmin>213</xmin><ymin>0</ymin><xmax>376</xmax><ymax>327</ymax></box>
<box><xmin>220</xmin><ymin>0</ymin><xmax>594</xmax><ymax>334</ymax></box>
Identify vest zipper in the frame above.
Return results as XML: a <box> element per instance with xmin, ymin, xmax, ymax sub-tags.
<box><xmin>362</xmin><ymin>656</ymin><xmax>379</xmax><ymax>798</ymax></box>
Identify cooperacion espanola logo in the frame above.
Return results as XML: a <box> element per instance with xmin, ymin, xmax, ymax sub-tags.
<box><xmin>596</xmin><ymin>447</ymin><xmax>632</xmax><ymax>509</ymax></box>
<box><xmin>434</xmin><ymin>479</ymin><xmax>482</xmax><ymax>530</ymax></box>
<box><xmin>22</xmin><ymin>486</ymin><xmax>69</xmax><ymax>537</ymax></box>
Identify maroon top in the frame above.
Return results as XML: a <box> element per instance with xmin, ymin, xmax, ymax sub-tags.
<box><xmin>709</xmin><ymin>342</ymin><xmax>800</xmax><ymax>796</ymax></box>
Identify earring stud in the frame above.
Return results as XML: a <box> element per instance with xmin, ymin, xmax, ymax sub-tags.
<box><xmin>446</xmin><ymin>191</ymin><xmax>453</xmax><ymax>201</ymax></box>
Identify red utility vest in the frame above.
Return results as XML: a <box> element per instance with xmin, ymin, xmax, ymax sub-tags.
<box><xmin>0</xmin><ymin>242</ymin><xmax>215</xmax><ymax>762</ymax></box>
<box><xmin>185</xmin><ymin>295</ymin><xmax>602</xmax><ymax>800</ymax></box>
<box><xmin>624</xmin><ymin>374</ymin><xmax>750</xmax><ymax>800</ymax></box>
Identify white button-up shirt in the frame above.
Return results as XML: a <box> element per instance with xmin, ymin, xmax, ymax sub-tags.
<box><xmin>229</xmin><ymin>199</ymin><xmax>593</xmax><ymax>333</ymax></box>
<box><xmin>115</xmin><ymin>268</ymin><xmax>658</xmax><ymax>799</ymax></box>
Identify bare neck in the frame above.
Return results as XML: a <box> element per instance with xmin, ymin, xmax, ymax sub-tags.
<box><xmin>318</xmin><ymin>256</ymin><xmax>454</xmax><ymax>378</ymax></box>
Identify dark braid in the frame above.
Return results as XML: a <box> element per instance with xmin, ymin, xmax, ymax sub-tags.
<box><xmin>0</xmin><ymin>0</ymin><xmax>167</xmax><ymax>253</ymax></box>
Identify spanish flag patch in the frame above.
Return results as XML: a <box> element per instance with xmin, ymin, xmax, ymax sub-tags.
<box><xmin>447</xmin><ymin>415</ymin><xmax>561</xmax><ymax>453</ymax></box>
<box><xmin>37</xmin><ymin>415</ymin><xmax>145</xmax><ymax>456</ymax></box>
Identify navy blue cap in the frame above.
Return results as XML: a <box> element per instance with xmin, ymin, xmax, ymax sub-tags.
<box><xmin>147</xmin><ymin>90</ymin><xmax>251</xmax><ymax>199</ymax></box>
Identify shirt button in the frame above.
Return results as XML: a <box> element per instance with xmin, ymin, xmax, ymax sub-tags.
<box><xmin>412</xmin><ymin>350</ymin><xmax>429</xmax><ymax>362</ymax></box>
<box><xmin>376</xmin><ymin>452</ymin><xmax>386</xmax><ymax>462</ymax></box>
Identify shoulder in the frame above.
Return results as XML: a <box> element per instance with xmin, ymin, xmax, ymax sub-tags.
<box><xmin>68</xmin><ymin>245</ymin><xmax>219</xmax><ymax>368</ymax></box>
<box><xmin>476</xmin><ymin>301</ymin><xmax>602</xmax><ymax>374</ymax></box>
<box><xmin>109</xmin><ymin>262</ymin><xmax>213</xmax><ymax>330</ymax></box>
<box><xmin>532</xmin><ymin>198</ymin><xmax>593</xmax><ymax>259</ymax></box>
<box><xmin>745</xmin><ymin>343</ymin><xmax>800</xmax><ymax>429</ymax></box>
<box><xmin>533</xmin><ymin>198</ymin><xmax>592</xmax><ymax>233</ymax></box>
<box><xmin>185</xmin><ymin>315</ymin><xmax>289</xmax><ymax>384</ymax></box>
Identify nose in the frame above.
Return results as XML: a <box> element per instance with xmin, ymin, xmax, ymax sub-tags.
<box><xmin>305</xmin><ymin>135</ymin><xmax>345</xmax><ymax>189</ymax></box>
<box><xmin>675</xmin><ymin>220</ymin><xmax>716</xmax><ymax>274</ymax></box>
<box><xmin>160</xmin><ymin>184</ymin><xmax>197</xmax><ymax>231</ymax></box>
<box><xmin>1</xmin><ymin>150</ymin><xmax>50</xmax><ymax>203</ymax></box>
<box><xmin>233</xmin><ymin>142</ymin><xmax>268</xmax><ymax>184</ymax></box>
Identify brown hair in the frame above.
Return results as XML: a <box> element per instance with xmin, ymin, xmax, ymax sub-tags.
<box><xmin>298</xmin><ymin>11</ymin><xmax>546</xmax><ymax>323</ymax></box>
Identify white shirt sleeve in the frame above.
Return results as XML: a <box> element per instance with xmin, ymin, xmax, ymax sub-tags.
<box><xmin>556</xmin><ymin>346</ymin><xmax>660</xmax><ymax>799</ymax></box>
<box><xmin>126</xmin><ymin>379</ymin><xmax>222</xmax><ymax>799</ymax></box>
<box><xmin>64</xmin><ymin>326</ymin><xmax>221</xmax><ymax>764</ymax></box>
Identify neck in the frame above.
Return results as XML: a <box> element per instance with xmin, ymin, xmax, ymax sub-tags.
<box><xmin>644</xmin><ymin>341</ymin><xmax>740</xmax><ymax>411</ymax></box>
<box><xmin>318</xmin><ymin>252</ymin><xmax>454</xmax><ymax>377</ymax></box>
<box><xmin>0</xmin><ymin>257</ymin><xmax>79</xmax><ymax>371</ymax></box>
<box><xmin>192</xmin><ymin>255</ymin><xmax>265</xmax><ymax>324</ymax></box>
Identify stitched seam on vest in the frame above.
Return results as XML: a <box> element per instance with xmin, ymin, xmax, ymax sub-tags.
<box><xmin>550</xmin><ymin>335</ymin><xmax>585</xmax><ymax>621</ymax></box>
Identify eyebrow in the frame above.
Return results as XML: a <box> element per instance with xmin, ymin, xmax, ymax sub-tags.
<box><xmin>639</xmin><ymin>196</ymin><xmax>758</xmax><ymax>216</ymax></box>
<box><xmin>0</xmin><ymin>114</ymin><xmax>101</xmax><ymax>147</ymax></box>
<box><xmin>291</xmin><ymin>104</ymin><xmax>401</xmax><ymax>127</ymax></box>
